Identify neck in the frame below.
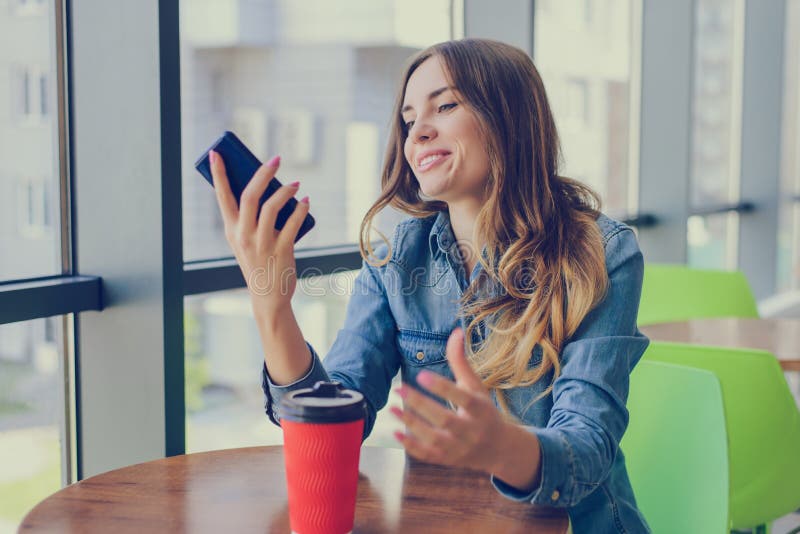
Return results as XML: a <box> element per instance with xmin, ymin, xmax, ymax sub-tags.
<box><xmin>447</xmin><ymin>200</ymin><xmax>484</xmax><ymax>273</ymax></box>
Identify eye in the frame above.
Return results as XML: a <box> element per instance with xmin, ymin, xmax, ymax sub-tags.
<box><xmin>404</xmin><ymin>119</ymin><xmax>415</xmax><ymax>131</ymax></box>
<box><xmin>438</xmin><ymin>103</ymin><xmax>457</xmax><ymax>112</ymax></box>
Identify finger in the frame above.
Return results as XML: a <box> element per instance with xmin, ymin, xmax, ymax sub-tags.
<box><xmin>240</xmin><ymin>156</ymin><xmax>281</xmax><ymax>229</ymax></box>
<box><xmin>395</xmin><ymin>384</ymin><xmax>467</xmax><ymax>430</ymax></box>
<box><xmin>446</xmin><ymin>328</ymin><xmax>485</xmax><ymax>391</ymax></box>
<box><xmin>209</xmin><ymin>150</ymin><xmax>239</xmax><ymax>224</ymax></box>
<box><xmin>391</xmin><ymin>406</ymin><xmax>453</xmax><ymax>451</ymax></box>
<box><xmin>393</xmin><ymin>429</ymin><xmax>446</xmax><ymax>464</ymax></box>
<box><xmin>256</xmin><ymin>184</ymin><xmax>302</xmax><ymax>242</ymax></box>
<box><xmin>275</xmin><ymin>196</ymin><xmax>310</xmax><ymax>247</ymax></box>
<box><xmin>414</xmin><ymin>372</ymin><xmax>476</xmax><ymax>413</ymax></box>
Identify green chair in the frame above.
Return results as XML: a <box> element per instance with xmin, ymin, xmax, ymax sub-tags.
<box><xmin>638</xmin><ymin>263</ymin><xmax>759</xmax><ymax>326</ymax></box>
<box><xmin>644</xmin><ymin>342</ymin><xmax>800</xmax><ymax>532</ymax></box>
<box><xmin>622</xmin><ymin>359</ymin><xmax>729</xmax><ymax>534</ymax></box>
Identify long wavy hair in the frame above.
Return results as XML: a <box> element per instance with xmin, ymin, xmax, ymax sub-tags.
<box><xmin>359</xmin><ymin>39</ymin><xmax>609</xmax><ymax>413</ymax></box>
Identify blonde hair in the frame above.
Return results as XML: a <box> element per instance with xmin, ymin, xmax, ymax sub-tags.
<box><xmin>359</xmin><ymin>39</ymin><xmax>609</xmax><ymax>413</ymax></box>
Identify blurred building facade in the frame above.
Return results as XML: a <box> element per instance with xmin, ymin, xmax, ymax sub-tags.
<box><xmin>0</xmin><ymin>0</ymin><xmax>59</xmax><ymax>366</ymax></box>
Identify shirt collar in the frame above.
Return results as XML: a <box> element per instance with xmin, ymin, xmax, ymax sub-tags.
<box><xmin>428</xmin><ymin>210</ymin><xmax>456</xmax><ymax>257</ymax></box>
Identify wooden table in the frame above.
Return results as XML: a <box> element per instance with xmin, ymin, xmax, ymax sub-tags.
<box><xmin>20</xmin><ymin>445</ymin><xmax>568</xmax><ymax>533</ymax></box>
<box><xmin>640</xmin><ymin>317</ymin><xmax>800</xmax><ymax>372</ymax></box>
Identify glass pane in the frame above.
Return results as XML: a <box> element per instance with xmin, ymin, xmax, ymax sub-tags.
<box><xmin>0</xmin><ymin>317</ymin><xmax>67</xmax><ymax>531</ymax></box>
<box><xmin>533</xmin><ymin>0</ymin><xmax>639</xmax><ymax>216</ymax></box>
<box><xmin>687</xmin><ymin>213</ymin><xmax>735</xmax><ymax>269</ymax></box>
<box><xmin>689</xmin><ymin>0</ymin><xmax>741</xmax><ymax>208</ymax></box>
<box><xmin>0</xmin><ymin>0</ymin><xmax>62</xmax><ymax>281</ymax></box>
<box><xmin>778</xmin><ymin>0</ymin><xmax>800</xmax><ymax>292</ymax></box>
<box><xmin>180</xmin><ymin>0</ymin><xmax>454</xmax><ymax>261</ymax></box>
<box><xmin>185</xmin><ymin>270</ymin><xmax>401</xmax><ymax>452</ymax></box>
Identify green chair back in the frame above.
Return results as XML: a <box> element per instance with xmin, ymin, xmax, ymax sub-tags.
<box><xmin>638</xmin><ymin>263</ymin><xmax>759</xmax><ymax>326</ymax></box>
<box><xmin>644</xmin><ymin>342</ymin><xmax>800</xmax><ymax>530</ymax></box>
<box><xmin>622</xmin><ymin>359</ymin><xmax>729</xmax><ymax>534</ymax></box>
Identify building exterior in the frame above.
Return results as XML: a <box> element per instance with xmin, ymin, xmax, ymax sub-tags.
<box><xmin>0</xmin><ymin>0</ymin><xmax>59</xmax><ymax>367</ymax></box>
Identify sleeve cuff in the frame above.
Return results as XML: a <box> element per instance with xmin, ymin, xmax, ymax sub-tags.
<box><xmin>261</xmin><ymin>342</ymin><xmax>330</xmax><ymax>426</ymax></box>
<box><xmin>490</xmin><ymin>426</ymin><xmax>574</xmax><ymax>507</ymax></box>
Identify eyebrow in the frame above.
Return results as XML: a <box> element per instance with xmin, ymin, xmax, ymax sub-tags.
<box><xmin>401</xmin><ymin>86</ymin><xmax>453</xmax><ymax>114</ymax></box>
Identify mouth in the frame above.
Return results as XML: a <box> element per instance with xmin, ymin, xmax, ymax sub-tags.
<box><xmin>416</xmin><ymin>151</ymin><xmax>451</xmax><ymax>173</ymax></box>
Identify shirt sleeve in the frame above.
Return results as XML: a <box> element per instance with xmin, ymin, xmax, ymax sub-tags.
<box><xmin>491</xmin><ymin>226</ymin><xmax>649</xmax><ymax>507</ymax></box>
<box><xmin>261</xmin><ymin>250</ymin><xmax>402</xmax><ymax>440</ymax></box>
<box><xmin>261</xmin><ymin>342</ymin><xmax>330</xmax><ymax>426</ymax></box>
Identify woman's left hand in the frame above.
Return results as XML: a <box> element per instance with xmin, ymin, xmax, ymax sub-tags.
<box><xmin>390</xmin><ymin>328</ymin><xmax>511</xmax><ymax>475</ymax></box>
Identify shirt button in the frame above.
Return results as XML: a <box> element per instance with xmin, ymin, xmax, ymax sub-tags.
<box><xmin>551</xmin><ymin>490</ymin><xmax>560</xmax><ymax>502</ymax></box>
<box><xmin>416</xmin><ymin>351</ymin><xmax>425</xmax><ymax>361</ymax></box>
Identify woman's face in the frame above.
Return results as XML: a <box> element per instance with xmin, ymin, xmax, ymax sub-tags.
<box><xmin>402</xmin><ymin>55</ymin><xmax>490</xmax><ymax>206</ymax></box>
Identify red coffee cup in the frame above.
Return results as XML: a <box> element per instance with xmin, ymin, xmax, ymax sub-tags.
<box><xmin>279</xmin><ymin>381</ymin><xmax>366</xmax><ymax>534</ymax></box>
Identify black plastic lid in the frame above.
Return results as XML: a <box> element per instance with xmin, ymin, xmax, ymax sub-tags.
<box><xmin>278</xmin><ymin>381</ymin><xmax>366</xmax><ymax>423</ymax></box>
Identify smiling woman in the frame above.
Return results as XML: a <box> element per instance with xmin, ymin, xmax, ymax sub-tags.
<box><xmin>400</xmin><ymin>58</ymin><xmax>489</xmax><ymax>207</ymax></box>
<box><xmin>5</xmin><ymin>1</ymin><xmax>797</xmax><ymax>533</ymax></box>
<box><xmin>218</xmin><ymin>38</ymin><xmax>652</xmax><ymax>534</ymax></box>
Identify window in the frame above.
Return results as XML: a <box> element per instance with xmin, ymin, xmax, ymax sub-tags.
<box><xmin>687</xmin><ymin>212</ymin><xmax>734</xmax><ymax>269</ymax></box>
<box><xmin>0</xmin><ymin>317</ymin><xmax>71</xmax><ymax>530</ymax></box>
<box><xmin>533</xmin><ymin>0</ymin><xmax>640</xmax><ymax>217</ymax></box>
<box><xmin>15</xmin><ymin>67</ymin><xmax>49</xmax><ymax>121</ymax></box>
<box><xmin>185</xmin><ymin>288</ymin><xmax>280</xmax><ymax>451</ymax></box>
<box><xmin>16</xmin><ymin>179</ymin><xmax>52</xmax><ymax>238</ymax></box>
<box><xmin>564</xmin><ymin>79</ymin><xmax>590</xmax><ymax>125</ymax></box>
<box><xmin>0</xmin><ymin>2</ymin><xmax>73</xmax><ymax>531</ymax></box>
<box><xmin>14</xmin><ymin>0</ymin><xmax>47</xmax><ymax>16</ymax></box>
<box><xmin>1</xmin><ymin>8</ymin><xmax>61</xmax><ymax>282</ymax></box>
<box><xmin>778</xmin><ymin>0</ymin><xmax>800</xmax><ymax>292</ymax></box>
<box><xmin>180</xmin><ymin>0</ymin><xmax>453</xmax><ymax>450</ymax></box>
<box><xmin>687</xmin><ymin>0</ymin><xmax>743</xmax><ymax>269</ymax></box>
<box><xmin>180</xmin><ymin>0</ymin><xmax>453</xmax><ymax>261</ymax></box>
<box><xmin>185</xmin><ymin>272</ymin><xmax>400</xmax><ymax>452</ymax></box>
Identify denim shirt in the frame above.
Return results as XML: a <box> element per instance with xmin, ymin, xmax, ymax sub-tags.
<box><xmin>262</xmin><ymin>211</ymin><xmax>651</xmax><ymax>533</ymax></box>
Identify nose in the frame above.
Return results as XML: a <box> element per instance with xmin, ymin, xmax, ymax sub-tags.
<box><xmin>410</xmin><ymin>119</ymin><xmax>437</xmax><ymax>144</ymax></box>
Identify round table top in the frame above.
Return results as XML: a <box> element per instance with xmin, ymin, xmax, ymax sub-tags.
<box><xmin>20</xmin><ymin>445</ymin><xmax>568</xmax><ymax>534</ymax></box>
<box><xmin>640</xmin><ymin>317</ymin><xmax>800</xmax><ymax>371</ymax></box>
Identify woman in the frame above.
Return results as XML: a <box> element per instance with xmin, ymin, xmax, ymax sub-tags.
<box><xmin>209</xmin><ymin>38</ymin><xmax>650</xmax><ymax>533</ymax></box>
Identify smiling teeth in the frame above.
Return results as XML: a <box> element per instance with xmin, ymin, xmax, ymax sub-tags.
<box><xmin>420</xmin><ymin>154</ymin><xmax>444</xmax><ymax>167</ymax></box>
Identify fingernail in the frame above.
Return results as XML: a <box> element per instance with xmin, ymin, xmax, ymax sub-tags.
<box><xmin>389</xmin><ymin>406</ymin><xmax>402</xmax><ymax>417</ymax></box>
<box><xmin>289</xmin><ymin>181</ymin><xmax>300</xmax><ymax>188</ymax></box>
<box><xmin>300</xmin><ymin>196</ymin><xmax>309</xmax><ymax>204</ymax></box>
<box><xmin>395</xmin><ymin>386</ymin><xmax>407</xmax><ymax>399</ymax></box>
<box><xmin>209</xmin><ymin>150</ymin><xmax>217</xmax><ymax>165</ymax></box>
<box><xmin>266</xmin><ymin>155</ymin><xmax>281</xmax><ymax>167</ymax></box>
<box><xmin>394</xmin><ymin>431</ymin><xmax>405</xmax><ymax>442</ymax></box>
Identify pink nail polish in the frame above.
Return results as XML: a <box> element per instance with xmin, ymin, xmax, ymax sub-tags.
<box><xmin>300</xmin><ymin>196</ymin><xmax>309</xmax><ymax>204</ymax></box>
<box><xmin>395</xmin><ymin>386</ymin><xmax>407</xmax><ymax>399</ymax></box>
<box><xmin>209</xmin><ymin>150</ymin><xmax>217</xmax><ymax>165</ymax></box>
<box><xmin>289</xmin><ymin>181</ymin><xmax>300</xmax><ymax>187</ymax></box>
<box><xmin>266</xmin><ymin>155</ymin><xmax>281</xmax><ymax>167</ymax></box>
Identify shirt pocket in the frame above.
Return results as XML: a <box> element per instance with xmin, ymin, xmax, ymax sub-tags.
<box><xmin>397</xmin><ymin>329</ymin><xmax>449</xmax><ymax>365</ymax></box>
<box><xmin>396</xmin><ymin>330</ymin><xmax>455</xmax><ymax>391</ymax></box>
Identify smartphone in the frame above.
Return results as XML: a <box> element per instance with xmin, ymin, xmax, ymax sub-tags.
<box><xmin>195</xmin><ymin>131</ymin><xmax>315</xmax><ymax>243</ymax></box>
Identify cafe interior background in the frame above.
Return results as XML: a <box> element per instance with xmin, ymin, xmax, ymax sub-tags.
<box><xmin>1</xmin><ymin>0</ymin><xmax>800</xmax><ymax>531</ymax></box>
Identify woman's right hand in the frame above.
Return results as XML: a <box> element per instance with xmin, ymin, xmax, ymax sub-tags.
<box><xmin>209</xmin><ymin>151</ymin><xmax>310</xmax><ymax>319</ymax></box>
